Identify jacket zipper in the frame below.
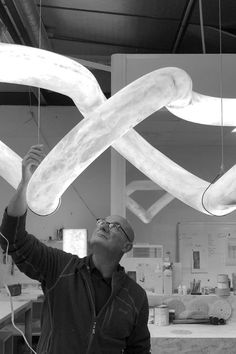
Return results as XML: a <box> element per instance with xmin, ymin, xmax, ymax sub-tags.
<box><xmin>87</xmin><ymin>320</ymin><xmax>96</xmax><ymax>353</ymax></box>
<box><xmin>84</xmin><ymin>264</ymin><xmax>126</xmax><ymax>353</ymax></box>
<box><xmin>84</xmin><ymin>266</ymin><xmax>97</xmax><ymax>353</ymax></box>
<box><xmin>92</xmin><ymin>320</ymin><xmax>96</xmax><ymax>334</ymax></box>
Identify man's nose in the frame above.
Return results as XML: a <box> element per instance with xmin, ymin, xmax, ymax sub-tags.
<box><xmin>99</xmin><ymin>220</ymin><xmax>109</xmax><ymax>231</ymax></box>
<box><xmin>103</xmin><ymin>222</ymin><xmax>109</xmax><ymax>231</ymax></box>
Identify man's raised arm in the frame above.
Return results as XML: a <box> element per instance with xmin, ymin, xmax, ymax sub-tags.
<box><xmin>7</xmin><ymin>145</ymin><xmax>45</xmax><ymax>216</ymax></box>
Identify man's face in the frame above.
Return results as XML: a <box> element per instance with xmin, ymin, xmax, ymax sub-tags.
<box><xmin>90</xmin><ymin>215</ymin><xmax>133</xmax><ymax>255</ymax></box>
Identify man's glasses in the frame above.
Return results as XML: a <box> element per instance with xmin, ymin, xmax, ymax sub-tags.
<box><xmin>96</xmin><ymin>218</ymin><xmax>132</xmax><ymax>243</ymax></box>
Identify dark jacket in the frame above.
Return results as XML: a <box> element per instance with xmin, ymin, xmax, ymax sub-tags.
<box><xmin>0</xmin><ymin>209</ymin><xmax>151</xmax><ymax>354</ymax></box>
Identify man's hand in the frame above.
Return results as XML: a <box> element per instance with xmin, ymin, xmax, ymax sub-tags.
<box><xmin>21</xmin><ymin>145</ymin><xmax>45</xmax><ymax>186</ymax></box>
<box><xmin>7</xmin><ymin>145</ymin><xmax>45</xmax><ymax>216</ymax></box>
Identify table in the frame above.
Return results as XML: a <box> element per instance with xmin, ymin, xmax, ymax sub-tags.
<box><xmin>0</xmin><ymin>298</ymin><xmax>33</xmax><ymax>353</ymax></box>
<box><xmin>150</xmin><ymin>323</ymin><xmax>236</xmax><ymax>353</ymax></box>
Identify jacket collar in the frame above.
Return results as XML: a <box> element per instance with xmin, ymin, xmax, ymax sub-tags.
<box><xmin>76</xmin><ymin>254</ymin><xmax>127</xmax><ymax>290</ymax></box>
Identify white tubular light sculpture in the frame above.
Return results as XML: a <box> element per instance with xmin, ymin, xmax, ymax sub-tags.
<box><xmin>167</xmin><ymin>92</ymin><xmax>236</xmax><ymax>126</ymax></box>
<box><xmin>126</xmin><ymin>180</ymin><xmax>175</xmax><ymax>224</ymax></box>
<box><xmin>0</xmin><ymin>141</ymin><xmax>22</xmax><ymax>189</ymax></box>
<box><xmin>0</xmin><ymin>44</ymin><xmax>236</xmax><ymax>216</ymax></box>
<box><xmin>26</xmin><ymin>65</ymin><xmax>191</xmax><ymax>215</ymax></box>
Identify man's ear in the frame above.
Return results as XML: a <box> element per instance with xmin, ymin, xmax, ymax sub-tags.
<box><xmin>122</xmin><ymin>242</ymin><xmax>133</xmax><ymax>254</ymax></box>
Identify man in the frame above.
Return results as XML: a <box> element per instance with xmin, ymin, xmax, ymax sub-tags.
<box><xmin>0</xmin><ymin>145</ymin><xmax>151</xmax><ymax>354</ymax></box>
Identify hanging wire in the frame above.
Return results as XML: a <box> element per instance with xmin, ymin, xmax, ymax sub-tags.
<box><xmin>218</xmin><ymin>0</ymin><xmax>225</xmax><ymax>174</ymax></box>
<box><xmin>37</xmin><ymin>0</ymin><xmax>42</xmax><ymax>144</ymax></box>
<box><xmin>8</xmin><ymin>4</ymin><xmax>43</xmax><ymax>348</ymax></box>
<box><xmin>201</xmin><ymin>0</ymin><xmax>225</xmax><ymax>216</ymax></box>
<box><xmin>28</xmin><ymin>1</ymin><xmax>97</xmax><ymax>221</ymax></box>
<box><xmin>199</xmin><ymin>0</ymin><xmax>206</xmax><ymax>53</ymax></box>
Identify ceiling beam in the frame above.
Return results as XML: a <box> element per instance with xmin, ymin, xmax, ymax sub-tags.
<box><xmin>50</xmin><ymin>33</ymin><xmax>159</xmax><ymax>52</ymax></box>
<box><xmin>39</xmin><ymin>3</ymin><xmax>176</xmax><ymax>22</ymax></box>
<box><xmin>70</xmin><ymin>57</ymin><xmax>111</xmax><ymax>72</ymax></box>
<box><xmin>4</xmin><ymin>0</ymin><xmax>33</xmax><ymax>44</ymax></box>
<box><xmin>12</xmin><ymin>0</ymin><xmax>52</xmax><ymax>50</ymax></box>
<box><xmin>0</xmin><ymin>0</ymin><xmax>21</xmax><ymax>43</ymax></box>
<box><xmin>171</xmin><ymin>0</ymin><xmax>196</xmax><ymax>53</ymax></box>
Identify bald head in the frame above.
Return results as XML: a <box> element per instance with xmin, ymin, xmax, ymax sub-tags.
<box><xmin>105</xmin><ymin>215</ymin><xmax>135</xmax><ymax>243</ymax></box>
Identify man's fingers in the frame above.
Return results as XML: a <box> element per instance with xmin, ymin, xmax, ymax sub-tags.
<box><xmin>25</xmin><ymin>151</ymin><xmax>45</xmax><ymax>160</ymax></box>
<box><xmin>21</xmin><ymin>145</ymin><xmax>45</xmax><ymax>184</ymax></box>
<box><xmin>29</xmin><ymin>144</ymin><xmax>44</xmax><ymax>150</ymax></box>
<box><xmin>26</xmin><ymin>144</ymin><xmax>44</xmax><ymax>155</ymax></box>
<box><xmin>24</xmin><ymin>157</ymin><xmax>41</xmax><ymax>166</ymax></box>
<box><xmin>24</xmin><ymin>145</ymin><xmax>45</xmax><ymax>165</ymax></box>
<box><xmin>28</xmin><ymin>146</ymin><xmax>44</xmax><ymax>155</ymax></box>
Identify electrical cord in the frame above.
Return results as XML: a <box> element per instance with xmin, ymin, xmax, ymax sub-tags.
<box><xmin>201</xmin><ymin>0</ymin><xmax>225</xmax><ymax>217</ymax></box>
<box><xmin>201</xmin><ymin>171</ymin><xmax>225</xmax><ymax>216</ymax></box>
<box><xmin>0</xmin><ymin>231</ymin><xmax>37</xmax><ymax>354</ymax></box>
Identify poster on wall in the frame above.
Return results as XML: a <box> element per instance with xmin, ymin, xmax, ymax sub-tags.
<box><xmin>191</xmin><ymin>244</ymin><xmax>208</xmax><ymax>273</ymax></box>
<box><xmin>63</xmin><ymin>229</ymin><xmax>87</xmax><ymax>258</ymax></box>
<box><xmin>225</xmin><ymin>235</ymin><xmax>236</xmax><ymax>266</ymax></box>
<box><xmin>178</xmin><ymin>222</ymin><xmax>236</xmax><ymax>287</ymax></box>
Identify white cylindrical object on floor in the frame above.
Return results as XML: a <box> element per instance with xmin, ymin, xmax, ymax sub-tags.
<box><xmin>155</xmin><ymin>305</ymin><xmax>169</xmax><ymax>326</ymax></box>
<box><xmin>216</xmin><ymin>274</ymin><xmax>230</xmax><ymax>296</ymax></box>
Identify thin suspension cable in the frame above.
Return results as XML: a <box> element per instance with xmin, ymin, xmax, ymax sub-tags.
<box><xmin>200</xmin><ymin>0</ymin><xmax>225</xmax><ymax>216</ymax></box>
<box><xmin>219</xmin><ymin>0</ymin><xmax>224</xmax><ymax>174</ymax></box>
<box><xmin>37</xmin><ymin>0</ymin><xmax>42</xmax><ymax>144</ymax></box>
<box><xmin>199</xmin><ymin>0</ymin><xmax>206</xmax><ymax>53</ymax></box>
<box><xmin>35</xmin><ymin>0</ymin><xmax>97</xmax><ymax>220</ymax></box>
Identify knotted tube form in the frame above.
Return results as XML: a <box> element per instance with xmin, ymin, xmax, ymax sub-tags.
<box><xmin>0</xmin><ymin>44</ymin><xmax>236</xmax><ymax>216</ymax></box>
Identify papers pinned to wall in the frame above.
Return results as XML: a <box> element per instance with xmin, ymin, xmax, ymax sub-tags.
<box><xmin>178</xmin><ymin>222</ymin><xmax>236</xmax><ymax>287</ymax></box>
<box><xmin>225</xmin><ymin>235</ymin><xmax>236</xmax><ymax>266</ymax></box>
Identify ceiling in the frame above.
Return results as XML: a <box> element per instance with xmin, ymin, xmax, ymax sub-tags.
<box><xmin>0</xmin><ymin>0</ymin><xmax>236</xmax><ymax>147</ymax></box>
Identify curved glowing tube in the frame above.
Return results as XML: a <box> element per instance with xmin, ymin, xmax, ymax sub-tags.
<box><xmin>112</xmin><ymin>130</ymin><xmax>236</xmax><ymax>216</ymax></box>
<box><xmin>167</xmin><ymin>92</ymin><xmax>236</xmax><ymax>126</ymax></box>
<box><xmin>126</xmin><ymin>193</ymin><xmax>175</xmax><ymax>224</ymax></box>
<box><xmin>126</xmin><ymin>180</ymin><xmax>175</xmax><ymax>223</ymax></box>
<box><xmin>0</xmin><ymin>43</ymin><xmax>106</xmax><ymax>116</ymax></box>
<box><xmin>0</xmin><ymin>140</ymin><xmax>22</xmax><ymax>189</ymax></box>
<box><xmin>0</xmin><ymin>44</ymin><xmax>236</xmax><ymax>216</ymax></box>
<box><xmin>26</xmin><ymin>66</ymin><xmax>191</xmax><ymax>215</ymax></box>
